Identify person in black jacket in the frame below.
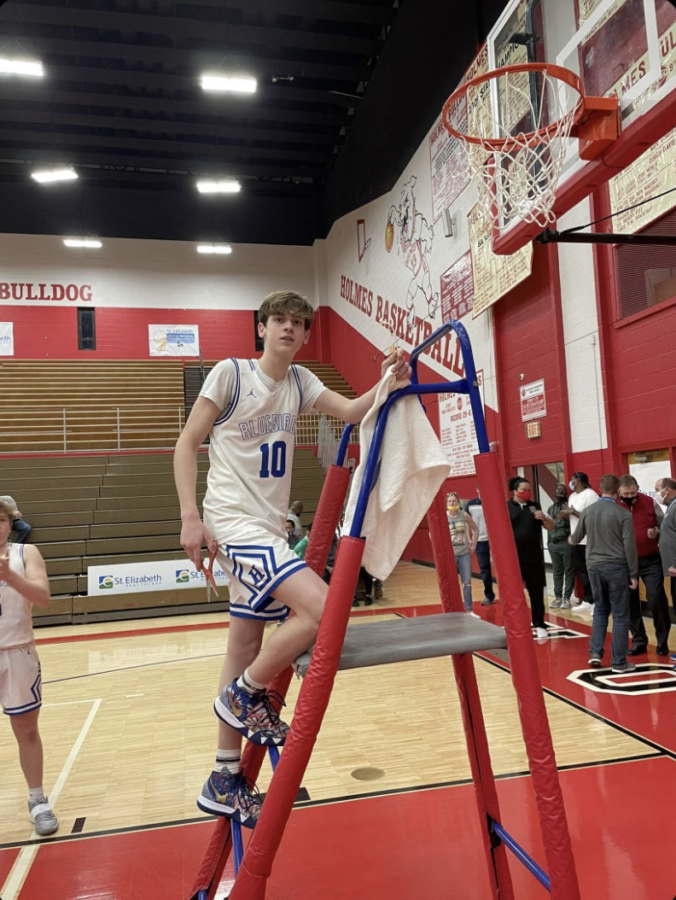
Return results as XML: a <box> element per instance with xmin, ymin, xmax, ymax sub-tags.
<box><xmin>507</xmin><ymin>477</ymin><xmax>554</xmax><ymax>639</ymax></box>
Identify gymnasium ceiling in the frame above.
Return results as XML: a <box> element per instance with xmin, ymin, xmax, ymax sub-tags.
<box><xmin>0</xmin><ymin>0</ymin><xmax>504</xmax><ymax>244</ymax></box>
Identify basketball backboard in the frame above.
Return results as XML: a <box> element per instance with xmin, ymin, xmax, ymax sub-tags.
<box><xmin>485</xmin><ymin>0</ymin><xmax>676</xmax><ymax>251</ymax></box>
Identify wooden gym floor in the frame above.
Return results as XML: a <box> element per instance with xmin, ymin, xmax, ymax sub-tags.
<box><xmin>1</xmin><ymin>562</ymin><xmax>676</xmax><ymax>899</ymax></box>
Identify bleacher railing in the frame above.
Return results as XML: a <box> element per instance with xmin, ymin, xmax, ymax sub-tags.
<box><xmin>0</xmin><ymin>407</ymin><xmax>360</xmax><ymax>453</ymax></box>
<box><xmin>315</xmin><ymin>415</ymin><xmax>358</xmax><ymax>470</ymax></box>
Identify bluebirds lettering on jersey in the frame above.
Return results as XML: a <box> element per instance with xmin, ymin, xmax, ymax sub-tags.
<box><xmin>239</xmin><ymin>414</ymin><xmax>297</xmax><ymax>441</ymax></box>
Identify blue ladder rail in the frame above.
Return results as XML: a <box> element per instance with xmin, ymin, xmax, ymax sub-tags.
<box><xmin>346</xmin><ymin>320</ymin><xmax>488</xmax><ymax>539</ymax></box>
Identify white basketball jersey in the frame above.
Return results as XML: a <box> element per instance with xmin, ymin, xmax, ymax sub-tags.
<box><xmin>200</xmin><ymin>359</ymin><xmax>326</xmax><ymax>542</ymax></box>
<box><xmin>0</xmin><ymin>543</ymin><xmax>33</xmax><ymax>649</ymax></box>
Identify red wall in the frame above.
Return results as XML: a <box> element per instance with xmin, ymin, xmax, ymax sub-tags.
<box><xmin>493</xmin><ymin>245</ymin><xmax>568</xmax><ymax>470</ymax></box>
<box><xmin>3</xmin><ymin>305</ymin><xmax>323</xmax><ymax>361</ymax></box>
<box><xmin>593</xmin><ymin>189</ymin><xmax>676</xmax><ymax>468</ymax></box>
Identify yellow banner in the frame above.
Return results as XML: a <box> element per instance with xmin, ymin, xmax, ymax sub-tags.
<box><xmin>610</xmin><ymin>126</ymin><xmax>676</xmax><ymax>231</ymax></box>
<box><xmin>469</xmin><ymin>205</ymin><xmax>534</xmax><ymax>318</ymax></box>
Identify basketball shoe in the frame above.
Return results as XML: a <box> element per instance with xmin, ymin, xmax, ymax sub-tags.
<box><xmin>197</xmin><ymin>769</ymin><xmax>262</xmax><ymax>827</ymax></box>
<box><xmin>215</xmin><ymin>680</ymin><xmax>290</xmax><ymax>746</ymax></box>
<box><xmin>28</xmin><ymin>796</ymin><xmax>58</xmax><ymax>836</ymax></box>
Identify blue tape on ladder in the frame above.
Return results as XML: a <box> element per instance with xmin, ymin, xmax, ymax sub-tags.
<box><xmin>231</xmin><ymin>819</ymin><xmax>244</xmax><ymax>874</ymax></box>
<box><xmin>231</xmin><ymin>743</ymin><xmax>282</xmax><ymax>878</ymax></box>
<box><xmin>491</xmin><ymin>821</ymin><xmax>551</xmax><ymax>891</ymax></box>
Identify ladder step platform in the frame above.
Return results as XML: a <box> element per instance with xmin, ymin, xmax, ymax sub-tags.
<box><xmin>294</xmin><ymin>613</ymin><xmax>507</xmax><ymax>677</ymax></box>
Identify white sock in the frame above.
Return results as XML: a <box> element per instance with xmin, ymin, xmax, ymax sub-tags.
<box><xmin>28</xmin><ymin>786</ymin><xmax>45</xmax><ymax>801</ymax></box>
<box><xmin>215</xmin><ymin>749</ymin><xmax>241</xmax><ymax>775</ymax></box>
<box><xmin>237</xmin><ymin>669</ymin><xmax>266</xmax><ymax>694</ymax></box>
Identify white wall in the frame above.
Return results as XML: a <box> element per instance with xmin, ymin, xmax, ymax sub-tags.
<box><xmin>0</xmin><ymin>233</ymin><xmax>316</xmax><ymax>310</ymax></box>
<box><xmin>557</xmin><ymin>198</ymin><xmax>608</xmax><ymax>452</ymax></box>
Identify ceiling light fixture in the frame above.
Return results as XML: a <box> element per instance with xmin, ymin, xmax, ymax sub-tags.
<box><xmin>200</xmin><ymin>73</ymin><xmax>257</xmax><ymax>94</ymax></box>
<box><xmin>63</xmin><ymin>237</ymin><xmax>103</xmax><ymax>249</ymax></box>
<box><xmin>197</xmin><ymin>244</ymin><xmax>232</xmax><ymax>255</ymax></box>
<box><xmin>0</xmin><ymin>57</ymin><xmax>44</xmax><ymax>77</ymax></box>
<box><xmin>196</xmin><ymin>179</ymin><xmax>241</xmax><ymax>195</ymax></box>
<box><xmin>31</xmin><ymin>167</ymin><xmax>78</xmax><ymax>184</ymax></box>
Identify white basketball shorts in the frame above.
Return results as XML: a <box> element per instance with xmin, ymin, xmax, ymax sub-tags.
<box><xmin>217</xmin><ymin>532</ymin><xmax>307</xmax><ymax>622</ymax></box>
<box><xmin>0</xmin><ymin>643</ymin><xmax>42</xmax><ymax>715</ymax></box>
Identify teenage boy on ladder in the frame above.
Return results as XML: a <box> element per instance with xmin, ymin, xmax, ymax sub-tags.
<box><xmin>174</xmin><ymin>290</ymin><xmax>410</xmax><ymax>826</ymax></box>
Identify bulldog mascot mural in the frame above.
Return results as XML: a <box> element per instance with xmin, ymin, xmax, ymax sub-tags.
<box><xmin>386</xmin><ymin>176</ymin><xmax>439</xmax><ymax>331</ymax></box>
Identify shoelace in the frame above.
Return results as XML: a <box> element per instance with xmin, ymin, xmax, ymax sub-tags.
<box><xmin>232</xmin><ymin>772</ymin><xmax>263</xmax><ymax>814</ymax></box>
<box><xmin>257</xmin><ymin>690</ymin><xmax>288</xmax><ymax>730</ymax></box>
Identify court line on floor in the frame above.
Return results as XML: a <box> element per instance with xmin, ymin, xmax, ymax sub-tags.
<box><xmin>40</xmin><ymin>610</ymin><xmax>411</xmax><ymax>684</ymax></box>
<box><xmin>0</xmin><ymin>750</ymin><xmax>664</xmax><ymax>853</ymax></box>
<box><xmin>33</xmin><ymin>604</ymin><xmax>433</xmax><ymax>646</ymax></box>
<box><xmin>43</xmin><ymin>652</ymin><xmax>225</xmax><ymax>684</ymax></box>
<box><xmin>0</xmin><ymin>698</ymin><xmax>102</xmax><ymax>900</ymax></box>
<box><xmin>477</xmin><ymin>652</ymin><xmax>676</xmax><ymax>759</ymax></box>
<box><xmin>34</xmin><ymin>621</ymin><xmax>230</xmax><ymax>646</ymax></box>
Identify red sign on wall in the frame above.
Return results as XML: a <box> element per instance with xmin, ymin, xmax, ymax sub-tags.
<box><xmin>520</xmin><ymin>379</ymin><xmax>546</xmax><ymax>422</ymax></box>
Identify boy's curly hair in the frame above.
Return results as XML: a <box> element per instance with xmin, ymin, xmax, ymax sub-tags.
<box><xmin>257</xmin><ymin>291</ymin><xmax>314</xmax><ymax>330</ymax></box>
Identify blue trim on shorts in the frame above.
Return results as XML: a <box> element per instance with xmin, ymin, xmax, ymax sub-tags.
<box><xmin>228</xmin><ymin>606</ymin><xmax>288</xmax><ymax>622</ymax></box>
<box><xmin>4</xmin><ymin>700</ymin><xmax>42</xmax><ymax>716</ymax></box>
<box><xmin>223</xmin><ymin>541</ymin><xmax>307</xmax><ymax>608</ymax></box>
<box><xmin>214</xmin><ymin>359</ymin><xmax>240</xmax><ymax>425</ymax></box>
<box><xmin>2</xmin><ymin>655</ymin><xmax>41</xmax><ymax>715</ymax></box>
<box><xmin>254</xmin><ymin>559</ymin><xmax>307</xmax><ymax>610</ymax></box>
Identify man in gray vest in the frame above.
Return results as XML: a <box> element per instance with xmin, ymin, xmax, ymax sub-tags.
<box><xmin>570</xmin><ymin>474</ymin><xmax>638</xmax><ymax>673</ymax></box>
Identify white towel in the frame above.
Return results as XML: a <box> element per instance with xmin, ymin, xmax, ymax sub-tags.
<box><xmin>343</xmin><ymin>368</ymin><xmax>451</xmax><ymax>581</ymax></box>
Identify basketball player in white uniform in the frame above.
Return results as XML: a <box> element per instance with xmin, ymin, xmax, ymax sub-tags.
<box><xmin>174</xmin><ymin>290</ymin><xmax>410</xmax><ymax>825</ymax></box>
<box><xmin>0</xmin><ymin>498</ymin><xmax>58</xmax><ymax>835</ymax></box>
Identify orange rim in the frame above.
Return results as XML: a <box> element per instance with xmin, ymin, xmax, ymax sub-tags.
<box><xmin>442</xmin><ymin>62</ymin><xmax>586</xmax><ymax>151</ymax></box>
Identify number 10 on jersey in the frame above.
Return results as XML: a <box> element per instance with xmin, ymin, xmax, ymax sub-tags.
<box><xmin>259</xmin><ymin>441</ymin><xmax>287</xmax><ymax>478</ymax></box>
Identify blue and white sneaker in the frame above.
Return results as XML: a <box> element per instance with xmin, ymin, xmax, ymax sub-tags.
<box><xmin>197</xmin><ymin>769</ymin><xmax>262</xmax><ymax>827</ymax></box>
<box><xmin>214</xmin><ymin>680</ymin><xmax>290</xmax><ymax>746</ymax></box>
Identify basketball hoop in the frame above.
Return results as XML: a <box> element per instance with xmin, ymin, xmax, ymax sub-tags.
<box><xmin>442</xmin><ymin>62</ymin><xmax>619</xmax><ymax>235</ymax></box>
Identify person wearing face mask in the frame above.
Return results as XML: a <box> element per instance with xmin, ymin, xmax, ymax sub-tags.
<box><xmin>557</xmin><ymin>472</ymin><xmax>598</xmax><ymax>616</ymax></box>
<box><xmin>447</xmin><ymin>492</ymin><xmax>479</xmax><ymax>614</ymax></box>
<box><xmin>546</xmin><ymin>484</ymin><xmax>575</xmax><ymax>610</ymax></box>
<box><xmin>507</xmin><ymin>477</ymin><xmax>554</xmax><ymax>639</ymax></box>
<box><xmin>570</xmin><ymin>474</ymin><xmax>638</xmax><ymax>673</ymax></box>
<box><xmin>654</xmin><ymin>477</ymin><xmax>676</xmax><ymax>616</ymax></box>
<box><xmin>617</xmin><ymin>475</ymin><xmax>669</xmax><ymax>657</ymax></box>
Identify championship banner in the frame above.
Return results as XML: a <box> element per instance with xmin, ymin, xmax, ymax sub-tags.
<box><xmin>469</xmin><ymin>204</ymin><xmax>533</xmax><ymax>318</ymax></box>
<box><xmin>0</xmin><ymin>323</ymin><xmax>14</xmax><ymax>356</ymax></box>
<box><xmin>439</xmin><ymin>370</ymin><xmax>485</xmax><ymax>477</ymax></box>
<box><xmin>610</xmin><ymin>127</ymin><xmax>676</xmax><ymax>232</ymax></box>
<box><xmin>149</xmin><ymin>324</ymin><xmax>200</xmax><ymax>357</ymax></box>
<box><xmin>440</xmin><ymin>252</ymin><xmax>474</xmax><ymax>322</ymax></box>
<box><xmin>578</xmin><ymin>0</ymin><xmax>676</xmax><ymax>107</ymax></box>
<box><xmin>87</xmin><ymin>557</ymin><xmax>228</xmax><ymax>596</ymax></box>
<box><xmin>429</xmin><ymin>44</ymin><xmax>490</xmax><ymax>222</ymax></box>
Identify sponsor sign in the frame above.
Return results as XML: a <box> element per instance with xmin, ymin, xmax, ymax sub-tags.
<box><xmin>87</xmin><ymin>557</ymin><xmax>228</xmax><ymax>596</ymax></box>
<box><xmin>149</xmin><ymin>324</ymin><xmax>200</xmax><ymax>357</ymax></box>
<box><xmin>0</xmin><ymin>322</ymin><xmax>14</xmax><ymax>356</ymax></box>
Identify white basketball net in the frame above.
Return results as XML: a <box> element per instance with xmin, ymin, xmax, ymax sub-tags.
<box><xmin>444</xmin><ymin>67</ymin><xmax>583</xmax><ymax>233</ymax></box>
